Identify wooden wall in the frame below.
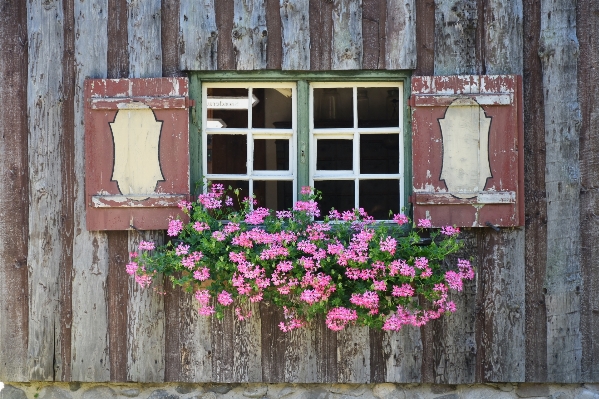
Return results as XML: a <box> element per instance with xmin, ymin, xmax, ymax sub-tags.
<box><xmin>0</xmin><ymin>0</ymin><xmax>598</xmax><ymax>384</ymax></box>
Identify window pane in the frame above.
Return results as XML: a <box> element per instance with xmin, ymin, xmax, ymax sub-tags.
<box><xmin>359</xmin><ymin>180</ymin><xmax>400</xmax><ymax>219</ymax></box>
<box><xmin>313</xmin><ymin>88</ymin><xmax>353</xmax><ymax>128</ymax></box>
<box><xmin>208</xmin><ymin>180</ymin><xmax>249</xmax><ymax>212</ymax></box>
<box><xmin>360</xmin><ymin>134</ymin><xmax>400</xmax><ymax>174</ymax></box>
<box><xmin>207</xmin><ymin>88</ymin><xmax>249</xmax><ymax>129</ymax></box>
<box><xmin>314</xmin><ymin>180</ymin><xmax>355</xmax><ymax>218</ymax></box>
<box><xmin>254</xmin><ymin>139</ymin><xmax>289</xmax><ymax>171</ymax></box>
<box><xmin>316</xmin><ymin>139</ymin><xmax>353</xmax><ymax>170</ymax></box>
<box><xmin>253</xmin><ymin>88</ymin><xmax>293</xmax><ymax>129</ymax></box>
<box><xmin>207</xmin><ymin>134</ymin><xmax>247</xmax><ymax>174</ymax></box>
<box><xmin>357</xmin><ymin>87</ymin><xmax>400</xmax><ymax>128</ymax></box>
<box><xmin>254</xmin><ymin>181</ymin><xmax>293</xmax><ymax>211</ymax></box>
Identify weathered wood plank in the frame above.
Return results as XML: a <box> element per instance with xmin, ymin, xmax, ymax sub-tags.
<box><xmin>313</xmin><ymin>316</ymin><xmax>337</xmax><ymax>382</ymax></box>
<box><xmin>233</xmin><ymin>302</ymin><xmax>262</xmax><ymax>382</ymax></box>
<box><xmin>331</xmin><ymin>0</ymin><xmax>362</xmax><ymax>70</ymax></box>
<box><xmin>178</xmin><ymin>292</ymin><xmax>212</xmax><ymax>382</ymax></box>
<box><xmin>280</xmin><ymin>0</ymin><xmax>310</xmax><ymax>70</ymax></box>
<box><xmin>211</xmin><ymin>305</ymin><xmax>235</xmax><ymax>382</ymax></box>
<box><xmin>0</xmin><ymin>0</ymin><xmax>29</xmax><ymax>382</ymax></box>
<box><xmin>126</xmin><ymin>0</ymin><xmax>165</xmax><ymax>382</ymax></box>
<box><xmin>107</xmin><ymin>232</ymin><xmax>129</xmax><ymax>382</ymax></box>
<box><xmin>27</xmin><ymin>0</ymin><xmax>65</xmax><ymax>381</ymax></box>
<box><xmin>309</xmin><ymin>0</ymin><xmax>333</xmax><ymax>70</ymax></box>
<box><xmin>362</xmin><ymin>0</ymin><xmax>385</xmax><ymax>70</ymax></box>
<box><xmin>422</xmin><ymin>232</ymin><xmax>477</xmax><ymax>384</ymax></box>
<box><xmin>162</xmin><ymin>0</ymin><xmax>184</xmax><ymax>382</ymax></box>
<box><xmin>70</xmin><ymin>0</ymin><xmax>111</xmax><ymax>382</ymax></box>
<box><xmin>475</xmin><ymin>0</ymin><xmax>525</xmax><ymax>383</ymax></box>
<box><xmin>106</xmin><ymin>0</ymin><xmax>130</xmax><ymax>383</ymax></box>
<box><xmin>476</xmin><ymin>229</ymin><xmax>525</xmax><ymax>382</ymax></box>
<box><xmin>162</xmin><ymin>0</ymin><xmax>182</xmax><ymax>77</ymax></box>
<box><xmin>59</xmin><ymin>0</ymin><xmax>75</xmax><ymax>381</ymax></box>
<box><xmin>266</xmin><ymin>0</ymin><xmax>282</xmax><ymax>69</ymax></box>
<box><xmin>385</xmin><ymin>0</ymin><xmax>416</xmax><ymax>69</ymax></box>
<box><xmin>522</xmin><ymin>0</ymin><xmax>548</xmax><ymax>382</ymax></box>
<box><xmin>216</xmin><ymin>0</ymin><xmax>236</xmax><ymax>70</ymax></box>
<box><xmin>179</xmin><ymin>0</ymin><xmax>218</xmax><ymax>71</ymax></box>
<box><xmin>108</xmin><ymin>0</ymin><xmax>129</xmax><ymax>79</ymax></box>
<box><xmin>383</xmin><ymin>326</ymin><xmax>422</xmax><ymax>383</ymax></box>
<box><xmin>127</xmin><ymin>231</ymin><xmax>165</xmax><ymax>382</ymax></box>
<box><xmin>232</xmin><ymin>0</ymin><xmax>267</xmax><ymax>70</ymax></box>
<box><xmin>578</xmin><ymin>0</ymin><xmax>599</xmax><ymax>383</ymax></box>
<box><xmin>337</xmin><ymin>325</ymin><xmax>369</xmax><ymax>383</ymax></box>
<box><xmin>415</xmin><ymin>0</ymin><xmax>434</xmax><ymax>75</ymax></box>
<box><xmin>128</xmin><ymin>0</ymin><xmax>162</xmax><ymax>78</ymax></box>
<box><xmin>434</xmin><ymin>0</ymin><xmax>481</xmax><ymax>75</ymax></box>
<box><xmin>539</xmin><ymin>0</ymin><xmax>582</xmax><ymax>383</ymax></box>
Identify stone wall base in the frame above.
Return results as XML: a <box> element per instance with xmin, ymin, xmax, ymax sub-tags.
<box><xmin>1</xmin><ymin>382</ymin><xmax>599</xmax><ymax>399</ymax></box>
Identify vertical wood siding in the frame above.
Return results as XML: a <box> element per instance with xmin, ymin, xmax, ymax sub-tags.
<box><xmin>539</xmin><ymin>0</ymin><xmax>582</xmax><ymax>383</ymax></box>
<box><xmin>70</xmin><ymin>0</ymin><xmax>110</xmax><ymax>382</ymax></box>
<box><xmin>578</xmin><ymin>0</ymin><xmax>599</xmax><ymax>383</ymax></box>
<box><xmin>2</xmin><ymin>0</ymin><xmax>598</xmax><ymax>385</ymax></box>
<box><xmin>0</xmin><ymin>0</ymin><xmax>29</xmax><ymax>382</ymax></box>
<box><xmin>27</xmin><ymin>0</ymin><xmax>65</xmax><ymax>381</ymax></box>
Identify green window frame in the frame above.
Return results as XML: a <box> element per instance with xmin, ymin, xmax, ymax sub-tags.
<box><xmin>189</xmin><ymin>71</ymin><xmax>412</xmax><ymax>218</ymax></box>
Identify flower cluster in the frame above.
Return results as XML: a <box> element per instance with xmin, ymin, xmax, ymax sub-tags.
<box><xmin>128</xmin><ymin>184</ymin><xmax>473</xmax><ymax>332</ymax></box>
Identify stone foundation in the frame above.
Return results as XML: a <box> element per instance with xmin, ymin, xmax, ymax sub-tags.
<box><xmin>1</xmin><ymin>383</ymin><xmax>599</xmax><ymax>399</ymax></box>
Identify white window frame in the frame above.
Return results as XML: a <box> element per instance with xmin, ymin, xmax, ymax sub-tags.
<box><xmin>309</xmin><ymin>82</ymin><xmax>405</xmax><ymax>218</ymax></box>
<box><xmin>202</xmin><ymin>82</ymin><xmax>298</xmax><ymax>204</ymax></box>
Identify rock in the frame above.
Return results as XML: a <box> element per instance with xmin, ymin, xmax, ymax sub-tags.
<box><xmin>329</xmin><ymin>385</ymin><xmax>368</xmax><ymax>397</ymax></box>
<box><xmin>200</xmin><ymin>393</ymin><xmax>217</xmax><ymax>399</ymax></box>
<box><xmin>431</xmin><ymin>385</ymin><xmax>457</xmax><ymax>395</ymax></box>
<box><xmin>147</xmin><ymin>389</ymin><xmax>179</xmax><ymax>399</ymax></box>
<box><xmin>243</xmin><ymin>385</ymin><xmax>268</xmax><ymax>398</ymax></box>
<box><xmin>120</xmin><ymin>389</ymin><xmax>141</xmax><ymax>398</ymax></box>
<box><xmin>575</xmin><ymin>389</ymin><xmax>599</xmax><ymax>399</ymax></box>
<box><xmin>38</xmin><ymin>387</ymin><xmax>72</xmax><ymax>399</ymax></box>
<box><xmin>462</xmin><ymin>387</ymin><xmax>513</xmax><ymax>399</ymax></box>
<box><xmin>176</xmin><ymin>385</ymin><xmax>196</xmax><ymax>395</ymax></box>
<box><xmin>436</xmin><ymin>394</ymin><xmax>459</xmax><ymax>399</ymax></box>
<box><xmin>68</xmin><ymin>383</ymin><xmax>81</xmax><ymax>392</ymax></box>
<box><xmin>0</xmin><ymin>385</ymin><xmax>27</xmax><ymax>399</ymax></box>
<box><xmin>210</xmin><ymin>385</ymin><xmax>233</xmax><ymax>395</ymax></box>
<box><xmin>81</xmin><ymin>387</ymin><xmax>116</xmax><ymax>399</ymax></box>
<box><xmin>517</xmin><ymin>384</ymin><xmax>550</xmax><ymax>398</ymax></box>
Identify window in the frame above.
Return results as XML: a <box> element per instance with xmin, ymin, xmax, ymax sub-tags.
<box><xmin>195</xmin><ymin>73</ymin><xmax>409</xmax><ymax>220</ymax></box>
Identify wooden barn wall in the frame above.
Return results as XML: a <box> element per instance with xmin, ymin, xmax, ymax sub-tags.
<box><xmin>0</xmin><ymin>0</ymin><xmax>598</xmax><ymax>385</ymax></box>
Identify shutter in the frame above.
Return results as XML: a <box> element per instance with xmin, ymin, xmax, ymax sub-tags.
<box><xmin>410</xmin><ymin>75</ymin><xmax>524</xmax><ymax>228</ymax></box>
<box><xmin>85</xmin><ymin>77</ymin><xmax>191</xmax><ymax>230</ymax></box>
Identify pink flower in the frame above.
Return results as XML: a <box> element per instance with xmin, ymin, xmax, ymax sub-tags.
<box><xmin>212</xmin><ymin>231</ymin><xmax>226</xmax><ymax>241</ymax></box>
<box><xmin>445</xmin><ymin>270</ymin><xmax>463</xmax><ymax>291</ymax></box>
<box><xmin>193</xmin><ymin>222</ymin><xmax>210</xmax><ymax>232</ymax></box>
<box><xmin>414</xmin><ymin>257</ymin><xmax>428</xmax><ymax>269</ymax></box>
<box><xmin>225</xmin><ymin>196</ymin><xmax>234</xmax><ymax>207</ymax></box>
<box><xmin>138</xmin><ymin>241</ymin><xmax>155</xmax><ymax>251</ymax></box>
<box><xmin>178</xmin><ymin>200</ymin><xmax>192</xmax><ymax>210</ymax></box>
<box><xmin>175</xmin><ymin>243</ymin><xmax>190</xmax><ymax>255</ymax></box>
<box><xmin>126</xmin><ymin>261</ymin><xmax>138</xmax><ymax>275</ymax></box>
<box><xmin>167</xmin><ymin>219</ymin><xmax>184</xmax><ymax>236</ymax></box>
<box><xmin>293</xmin><ymin>200</ymin><xmax>320</xmax><ymax>217</ymax></box>
<box><xmin>135</xmin><ymin>274</ymin><xmax>152</xmax><ymax>288</ymax></box>
<box><xmin>195</xmin><ymin>289</ymin><xmax>211</xmax><ymax>306</ymax></box>
<box><xmin>245</xmin><ymin>207</ymin><xmax>271</xmax><ymax>225</ymax></box>
<box><xmin>193</xmin><ymin>267</ymin><xmax>210</xmax><ymax>281</ymax></box>
<box><xmin>300</xmin><ymin>186</ymin><xmax>313</xmax><ymax>195</ymax></box>
<box><xmin>198</xmin><ymin>306</ymin><xmax>215</xmax><ymax>316</ymax></box>
<box><xmin>350</xmin><ymin>291</ymin><xmax>379</xmax><ymax>309</ymax></box>
<box><xmin>235</xmin><ymin>307</ymin><xmax>252</xmax><ymax>321</ymax></box>
<box><xmin>325</xmin><ymin>307</ymin><xmax>358</xmax><ymax>331</ymax></box>
<box><xmin>276</xmin><ymin>210</ymin><xmax>293</xmax><ymax>219</ymax></box>
<box><xmin>392</xmin><ymin>284</ymin><xmax>414</xmax><ymax>297</ymax></box>
<box><xmin>458</xmin><ymin>259</ymin><xmax>475</xmax><ymax>280</ymax></box>
<box><xmin>129</xmin><ymin>251</ymin><xmax>138</xmax><ymax>258</ymax></box>
<box><xmin>217</xmin><ymin>290</ymin><xmax>234</xmax><ymax>306</ymax></box>
<box><xmin>373</xmin><ymin>280</ymin><xmax>387</xmax><ymax>291</ymax></box>
<box><xmin>417</xmin><ymin>218</ymin><xmax>432</xmax><ymax>228</ymax></box>
<box><xmin>380</xmin><ymin>236</ymin><xmax>397</xmax><ymax>255</ymax></box>
<box><xmin>393</xmin><ymin>213</ymin><xmax>409</xmax><ymax>225</ymax></box>
<box><xmin>300</xmin><ymin>289</ymin><xmax>322</xmax><ymax>304</ymax></box>
<box><xmin>441</xmin><ymin>225</ymin><xmax>460</xmax><ymax>236</ymax></box>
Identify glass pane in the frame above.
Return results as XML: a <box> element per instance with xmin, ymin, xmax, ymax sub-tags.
<box><xmin>208</xmin><ymin>180</ymin><xmax>249</xmax><ymax>213</ymax></box>
<box><xmin>207</xmin><ymin>134</ymin><xmax>247</xmax><ymax>174</ymax></box>
<box><xmin>316</xmin><ymin>139</ymin><xmax>353</xmax><ymax>170</ymax></box>
<box><xmin>359</xmin><ymin>180</ymin><xmax>400</xmax><ymax>219</ymax></box>
<box><xmin>207</xmin><ymin>88</ymin><xmax>249</xmax><ymax>129</ymax></box>
<box><xmin>254</xmin><ymin>139</ymin><xmax>289</xmax><ymax>170</ymax></box>
<box><xmin>253</xmin><ymin>181</ymin><xmax>293</xmax><ymax>211</ymax></box>
<box><xmin>360</xmin><ymin>134</ymin><xmax>400</xmax><ymax>174</ymax></box>
<box><xmin>314</xmin><ymin>180</ymin><xmax>355</xmax><ymax>219</ymax></box>
<box><xmin>313</xmin><ymin>88</ymin><xmax>353</xmax><ymax>128</ymax></box>
<box><xmin>254</xmin><ymin>88</ymin><xmax>293</xmax><ymax>129</ymax></box>
<box><xmin>357</xmin><ymin>87</ymin><xmax>400</xmax><ymax>128</ymax></box>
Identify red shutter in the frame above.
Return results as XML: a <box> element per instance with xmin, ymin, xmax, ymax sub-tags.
<box><xmin>410</xmin><ymin>75</ymin><xmax>524</xmax><ymax>228</ymax></box>
<box><xmin>85</xmin><ymin>77</ymin><xmax>191</xmax><ymax>230</ymax></box>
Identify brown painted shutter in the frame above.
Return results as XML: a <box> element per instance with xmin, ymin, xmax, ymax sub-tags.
<box><xmin>85</xmin><ymin>77</ymin><xmax>191</xmax><ymax>230</ymax></box>
<box><xmin>410</xmin><ymin>75</ymin><xmax>524</xmax><ymax>228</ymax></box>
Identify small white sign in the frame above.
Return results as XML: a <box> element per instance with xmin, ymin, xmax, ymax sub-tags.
<box><xmin>207</xmin><ymin>95</ymin><xmax>259</xmax><ymax>109</ymax></box>
<box><xmin>206</xmin><ymin>119</ymin><xmax>227</xmax><ymax>128</ymax></box>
